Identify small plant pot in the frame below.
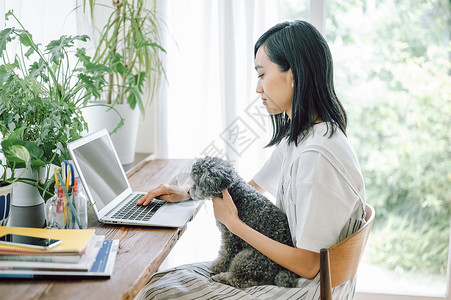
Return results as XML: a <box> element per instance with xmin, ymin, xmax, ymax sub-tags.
<box><xmin>0</xmin><ymin>183</ymin><xmax>14</xmax><ymax>226</ymax></box>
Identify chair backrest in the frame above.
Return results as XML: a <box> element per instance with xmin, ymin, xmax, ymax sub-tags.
<box><xmin>320</xmin><ymin>204</ymin><xmax>375</xmax><ymax>300</ymax></box>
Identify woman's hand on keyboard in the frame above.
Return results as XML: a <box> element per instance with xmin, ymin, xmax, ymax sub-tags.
<box><xmin>137</xmin><ymin>184</ymin><xmax>190</xmax><ymax>205</ymax></box>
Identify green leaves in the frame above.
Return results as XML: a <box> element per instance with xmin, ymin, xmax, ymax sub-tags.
<box><xmin>110</xmin><ymin>53</ymin><xmax>126</xmax><ymax>76</ymax></box>
<box><xmin>18</xmin><ymin>30</ymin><xmax>33</xmax><ymax>47</ymax></box>
<box><xmin>0</xmin><ymin>11</ymin><xmax>108</xmax><ymax>198</ymax></box>
<box><xmin>0</xmin><ymin>28</ymin><xmax>37</xmax><ymax>60</ymax></box>
<box><xmin>78</xmin><ymin>73</ymin><xmax>101</xmax><ymax>99</ymax></box>
<box><xmin>126</xmin><ymin>72</ymin><xmax>146</xmax><ymax>114</ymax></box>
<box><xmin>45</xmin><ymin>34</ymin><xmax>89</xmax><ymax>64</ymax></box>
<box><xmin>76</xmin><ymin>48</ymin><xmax>111</xmax><ymax>74</ymax></box>
<box><xmin>91</xmin><ymin>0</ymin><xmax>165</xmax><ymax>112</ymax></box>
<box><xmin>0</xmin><ymin>28</ymin><xmax>14</xmax><ymax>53</ymax></box>
<box><xmin>1</xmin><ymin>143</ymin><xmax>30</xmax><ymax>165</ymax></box>
<box><xmin>28</xmin><ymin>59</ymin><xmax>46</xmax><ymax>79</ymax></box>
<box><xmin>133</xmin><ymin>40</ymin><xmax>166</xmax><ymax>53</ymax></box>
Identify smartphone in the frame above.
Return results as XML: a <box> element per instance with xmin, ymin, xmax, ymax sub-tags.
<box><xmin>0</xmin><ymin>234</ymin><xmax>62</xmax><ymax>249</ymax></box>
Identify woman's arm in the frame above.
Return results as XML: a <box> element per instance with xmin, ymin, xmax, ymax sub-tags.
<box><xmin>248</xmin><ymin>179</ymin><xmax>265</xmax><ymax>194</ymax></box>
<box><xmin>213</xmin><ymin>189</ymin><xmax>320</xmax><ymax>279</ymax></box>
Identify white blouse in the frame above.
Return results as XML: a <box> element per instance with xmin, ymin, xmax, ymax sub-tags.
<box><xmin>253</xmin><ymin>122</ymin><xmax>366</xmax><ymax>252</ymax></box>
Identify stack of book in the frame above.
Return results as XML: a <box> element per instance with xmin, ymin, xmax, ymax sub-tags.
<box><xmin>0</xmin><ymin>226</ymin><xmax>119</xmax><ymax>279</ymax></box>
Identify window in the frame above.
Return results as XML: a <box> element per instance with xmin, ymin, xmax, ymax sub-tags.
<box><xmin>279</xmin><ymin>0</ymin><xmax>451</xmax><ymax>298</ymax></box>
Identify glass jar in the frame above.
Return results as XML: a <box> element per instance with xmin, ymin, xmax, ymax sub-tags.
<box><xmin>46</xmin><ymin>182</ymin><xmax>88</xmax><ymax>229</ymax></box>
<box><xmin>65</xmin><ymin>190</ymin><xmax>75</xmax><ymax>229</ymax></box>
<box><xmin>46</xmin><ymin>185</ymin><xmax>65</xmax><ymax>229</ymax></box>
<box><xmin>71</xmin><ymin>179</ymin><xmax>88</xmax><ymax>229</ymax></box>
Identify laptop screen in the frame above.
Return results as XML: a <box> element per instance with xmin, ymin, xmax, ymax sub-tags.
<box><xmin>70</xmin><ymin>132</ymin><xmax>129</xmax><ymax>210</ymax></box>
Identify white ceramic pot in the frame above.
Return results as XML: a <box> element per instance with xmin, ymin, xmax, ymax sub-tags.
<box><xmin>0</xmin><ymin>183</ymin><xmax>14</xmax><ymax>226</ymax></box>
<box><xmin>82</xmin><ymin>103</ymin><xmax>140</xmax><ymax>165</ymax></box>
<box><xmin>11</xmin><ymin>167</ymin><xmax>44</xmax><ymax>207</ymax></box>
<box><xmin>1</xmin><ymin>166</ymin><xmax>47</xmax><ymax>227</ymax></box>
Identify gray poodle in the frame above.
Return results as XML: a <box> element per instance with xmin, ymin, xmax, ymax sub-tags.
<box><xmin>189</xmin><ymin>156</ymin><xmax>299</xmax><ymax>288</ymax></box>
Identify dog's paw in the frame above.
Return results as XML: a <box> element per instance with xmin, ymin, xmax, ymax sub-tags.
<box><xmin>275</xmin><ymin>270</ymin><xmax>299</xmax><ymax>287</ymax></box>
<box><xmin>210</xmin><ymin>259</ymin><xmax>229</xmax><ymax>274</ymax></box>
<box><xmin>211</xmin><ymin>272</ymin><xmax>233</xmax><ymax>284</ymax></box>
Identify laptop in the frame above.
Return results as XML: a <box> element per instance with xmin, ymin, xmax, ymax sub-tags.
<box><xmin>67</xmin><ymin>129</ymin><xmax>202</xmax><ymax>228</ymax></box>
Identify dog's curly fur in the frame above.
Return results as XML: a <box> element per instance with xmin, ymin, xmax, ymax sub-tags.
<box><xmin>189</xmin><ymin>156</ymin><xmax>299</xmax><ymax>288</ymax></box>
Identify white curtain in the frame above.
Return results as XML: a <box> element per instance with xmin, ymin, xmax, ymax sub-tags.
<box><xmin>157</xmin><ymin>0</ymin><xmax>279</xmax><ymax>180</ymax></box>
<box><xmin>0</xmin><ymin>0</ymin><xmax>83</xmax><ymax>43</ymax></box>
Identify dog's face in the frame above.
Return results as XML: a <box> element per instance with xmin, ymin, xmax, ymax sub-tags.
<box><xmin>190</xmin><ymin>156</ymin><xmax>238</xmax><ymax>199</ymax></box>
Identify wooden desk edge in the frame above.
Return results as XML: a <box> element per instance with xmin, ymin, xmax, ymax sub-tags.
<box><xmin>123</xmin><ymin>228</ymin><xmax>180</xmax><ymax>300</ymax></box>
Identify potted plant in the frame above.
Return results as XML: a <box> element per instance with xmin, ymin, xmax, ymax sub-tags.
<box><xmin>83</xmin><ymin>0</ymin><xmax>166</xmax><ymax>164</ymax></box>
<box><xmin>0</xmin><ymin>11</ymin><xmax>112</xmax><ymax>226</ymax></box>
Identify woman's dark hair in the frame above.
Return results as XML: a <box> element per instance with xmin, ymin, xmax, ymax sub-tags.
<box><xmin>254</xmin><ymin>20</ymin><xmax>347</xmax><ymax>146</ymax></box>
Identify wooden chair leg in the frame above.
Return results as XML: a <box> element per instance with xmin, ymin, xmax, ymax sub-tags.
<box><xmin>320</xmin><ymin>248</ymin><xmax>332</xmax><ymax>300</ymax></box>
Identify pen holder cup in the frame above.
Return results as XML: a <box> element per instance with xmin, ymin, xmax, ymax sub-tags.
<box><xmin>46</xmin><ymin>187</ymin><xmax>88</xmax><ymax>229</ymax></box>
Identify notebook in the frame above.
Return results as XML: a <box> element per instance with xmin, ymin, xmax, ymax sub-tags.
<box><xmin>67</xmin><ymin>129</ymin><xmax>202</xmax><ymax>228</ymax></box>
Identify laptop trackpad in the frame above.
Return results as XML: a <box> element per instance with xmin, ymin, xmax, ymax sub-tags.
<box><xmin>160</xmin><ymin>200</ymin><xmax>198</xmax><ymax>214</ymax></box>
<box><xmin>149</xmin><ymin>200</ymin><xmax>200</xmax><ymax>227</ymax></box>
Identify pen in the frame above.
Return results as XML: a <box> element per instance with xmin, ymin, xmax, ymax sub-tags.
<box><xmin>62</xmin><ymin>161</ymin><xmax>67</xmax><ymax>185</ymax></box>
<box><xmin>56</xmin><ymin>172</ymin><xmax>82</xmax><ymax>229</ymax></box>
<box><xmin>54</xmin><ymin>168</ymin><xmax>60</xmax><ymax>186</ymax></box>
<box><xmin>68</xmin><ymin>162</ymin><xmax>74</xmax><ymax>187</ymax></box>
<box><xmin>56</xmin><ymin>184</ymin><xmax>64</xmax><ymax>228</ymax></box>
<box><xmin>66</xmin><ymin>170</ymin><xmax>71</xmax><ymax>192</ymax></box>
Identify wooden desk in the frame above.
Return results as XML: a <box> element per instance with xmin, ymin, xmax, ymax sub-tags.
<box><xmin>0</xmin><ymin>158</ymin><xmax>198</xmax><ymax>300</ymax></box>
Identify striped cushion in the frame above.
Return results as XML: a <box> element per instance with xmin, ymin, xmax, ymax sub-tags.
<box><xmin>136</xmin><ymin>216</ymin><xmax>363</xmax><ymax>300</ymax></box>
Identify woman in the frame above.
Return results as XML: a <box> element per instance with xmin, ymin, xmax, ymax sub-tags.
<box><xmin>137</xmin><ymin>20</ymin><xmax>366</xmax><ymax>300</ymax></box>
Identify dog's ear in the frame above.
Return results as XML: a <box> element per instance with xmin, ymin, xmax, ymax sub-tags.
<box><xmin>190</xmin><ymin>156</ymin><xmax>237</xmax><ymax>198</ymax></box>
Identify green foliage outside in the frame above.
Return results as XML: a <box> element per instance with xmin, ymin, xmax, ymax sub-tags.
<box><xmin>325</xmin><ymin>0</ymin><xmax>451</xmax><ymax>275</ymax></box>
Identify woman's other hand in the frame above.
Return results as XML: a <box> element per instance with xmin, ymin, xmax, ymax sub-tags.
<box><xmin>212</xmin><ymin>189</ymin><xmax>240</xmax><ymax>231</ymax></box>
<box><xmin>137</xmin><ymin>184</ymin><xmax>190</xmax><ymax>205</ymax></box>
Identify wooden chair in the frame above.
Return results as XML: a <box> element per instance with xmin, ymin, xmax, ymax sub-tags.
<box><xmin>320</xmin><ymin>204</ymin><xmax>375</xmax><ymax>300</ymax></box>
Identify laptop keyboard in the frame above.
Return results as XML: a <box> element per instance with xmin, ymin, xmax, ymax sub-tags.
<box><xmin>111</xmin><ymin>194</ymin><xmax>165</xmax><ymax>221</ymax></box>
